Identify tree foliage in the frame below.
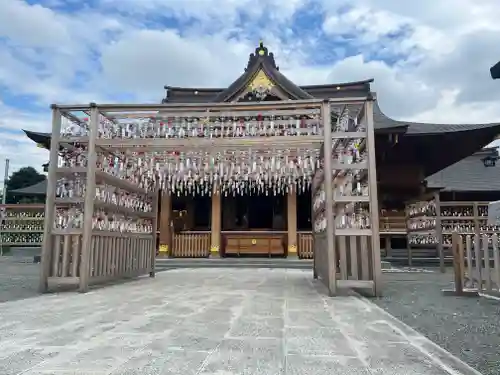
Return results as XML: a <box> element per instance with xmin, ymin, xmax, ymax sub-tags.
<box><xmin>5</xmin><ymin>167</ymin><xmax>46</xmax><ymax>204</ymax></box>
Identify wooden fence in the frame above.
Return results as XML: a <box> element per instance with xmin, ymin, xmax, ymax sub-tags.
<box><xmin>171</xmin><ymin>232</ymin><xmax>210</xmax><ymax>257</ymax></box>
<box><xmin>450</xmin><ymin>232</ymin><xmax>500</xmax><ymax>296</ymax></box>
<box><xmin>0</xmin><ymin>204</ymin><xmax>45</xmax><ymax>249</ymax></box>
<box><xmin>298</xmin><ymin>232</ymin><xmax>313</xmax><ymax>259</ymax></box>
<box><xmin>49</xmin><ymin>232</ymin><xmax>154</xmax><ymax>285</ymax></box>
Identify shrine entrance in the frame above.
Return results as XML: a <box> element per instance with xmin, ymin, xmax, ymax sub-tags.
<box><xmin>221</xmin><ymin>191</ymin><xmax>287</xmax><ymax>257</ymax></box>
<box><xmin>39</xmin><ymin>97</ymin><xmax>382</xmax><ymax>297</ymax></box>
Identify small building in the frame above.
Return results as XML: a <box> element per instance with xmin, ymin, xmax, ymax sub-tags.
<box><xmin>427</xmin><ymin>146</ymin><xmax>500</xmax><ymax>202</ymax></box>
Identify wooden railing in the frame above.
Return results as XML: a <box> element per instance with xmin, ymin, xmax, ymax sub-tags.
<box><xmin>451</xmin><ymin>232</ymin><xmax>500</xmax><ymax>295</ymax></box>
<box><xmin>0</xmin><ymin>204</ymin><xmax>45</xmax><ymax>249</ymax></box>
<box><xmin>172</xmin><ymin>231</ymin><xmax>210</xmax><ymax>257</ymax></box>
<box><xmin>298</xmin><ymin>232</ymin><xmax>313</xmax><ymax>259</ymax></box>
<box><xmin>379</xmin><ymin>212</ymin><xmax>406</xmax><ymax>234</ymax></box>
<box><xmin>336</xmin><ymin>235</ymin><xmax>373</xmax><ymax>282</ymax></box>
<box><xmin>49</xmin><ymin>232</ymin><xmax>154</xmax><ymax>285</ymax></box>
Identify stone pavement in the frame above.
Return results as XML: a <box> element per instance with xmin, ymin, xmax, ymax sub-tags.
<box><xmin>0</xmin><ymin>269</ymin><xmax>483</xmax><ymax>375</ymax></box>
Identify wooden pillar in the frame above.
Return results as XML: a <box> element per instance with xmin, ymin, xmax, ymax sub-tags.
<box><xmin>159</xmin><ymin>192</ymin><xmax>172</xmax><ymax>257</ymax></box>
<box><xmin>287</xmin><ymin>189</ymin><xmax>297</xmax><ymax>256</ymax></box>
<box><xmin>211</xmin><ymin>190</ymin><xmax>221</xmax><ymax>257</ymax></box>
<box><xmin>385</xmin><ymin>235</ymin><xmax>391</xmax><ymax>258</ymax></box>
<box><xmin>39</xmin><ymin>105</ymin><xmax>61</xmax><ymax>293</ymax></box>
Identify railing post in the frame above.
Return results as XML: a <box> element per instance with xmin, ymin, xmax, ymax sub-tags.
<box><xmin>322</xmin><ymin>100</ymin><xmax>336</xmax><ymax>296</ymax></box>
<box><xmin>443</xmin><ymin>232</ymin><xmax>478</xmax><ymax>297</ymax></box>
<box><xmin>150</xmin><ymin>185</ymin><xmax>160</xmax><ymax>277</ymax></box>
<box><xmin>365</xmin><ymin>98</ymin><xmax>381</xmax><ymax>295</ymax></box>
<box><xmin>492</xmin><ymin>234</ymin><xmax>500</xmax><ymax>291</ymax></box>
<box><xmin>474</xmin><ymin>234</ymin><xmax>482</xmax><ymax>292</ymax></box>
<box><xmin>434</xmin><ymin>192</ymin><xmax>445</xmax><ymax>273</ymax></box>
<box><xmin>452</xmin><ymin>232</ymin><xmax>464</xmax><ymax>295</ymax></box>
<box><xmin>39</xmin><ymin>106</ymin><xmax>61</xmax><ymax>293</ymax></box>
<box><xmin>483</xmin><ymin>234</ymin><xmax>491</xmax><ymax>292</ymax></box>
<box><xmin>78</xmin><ymin>103</ymin><xmax>98</xmax><ymax>293</ymax></box>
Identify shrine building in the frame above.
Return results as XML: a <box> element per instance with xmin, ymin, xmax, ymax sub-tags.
<box><xmin>22</xmin><ymin>42</ymin><xmax>500</xmax><ymax>259</ymax></box>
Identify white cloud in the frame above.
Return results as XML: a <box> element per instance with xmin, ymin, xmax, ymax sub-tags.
<box><xmin>1</xmin><ymin>0</ymin><xmax>500</xmax><ymax>181</ymax></box>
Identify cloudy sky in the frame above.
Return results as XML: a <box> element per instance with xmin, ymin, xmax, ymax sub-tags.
<box><xmin>1</xmin><ymin>0</ymin><xmax>500</xmax><ymax>186</ymax></box>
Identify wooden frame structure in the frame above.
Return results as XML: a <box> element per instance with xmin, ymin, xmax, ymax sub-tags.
<box><xmin>311</xmin><ymin>99</ymin><xmax>381</xmax><ymax>297</ymax></box>
<box><xmin>39</xmin><ymin>96</ymin><xmax>382</xmax><ymax>296</ymax></box>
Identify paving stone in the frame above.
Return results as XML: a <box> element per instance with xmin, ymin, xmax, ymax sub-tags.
<box><xmin>285</xmin><ymin>327</ymin><xmax>357</xmax><ymax>356</ymax></box>
<box><xmin>229</xmin><ymin>316</ymin><xmax>285</xmax><ymax>338</ymax></box>
<box><xmin>286</xmin><ymin>354</ymin><xmax>371</xmax><ymax>375</ymax></box>
<box><xmin>198</xmin><ymin>338</ymin><xmax>284</xmax><ymax>375</ymax></box>
<box><xmin>286</xmin><ymin>309</ymin><xmax>338</xmax><ymax>328</ymax></box>
<box><xmin>110</xmin><ymin>349</ymin><xmax>209</xmax><ymax>375</ymax></box>
<box><xmin>0</xmin><ymin>348</ymin><xmax>61</xmax><ymax>375</ymax></box>
<box><xmin>0</xmin><ymin>268</ymin><xmax>484</xmax><ymax>375</ymax></box>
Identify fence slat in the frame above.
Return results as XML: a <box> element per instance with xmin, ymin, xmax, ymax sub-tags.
<box><xmin>172</xmin><ymin>232</ymin><xmax>210</xmax><ymax>257</ymax></box>
<box><xmin>493</xmin><ymin>234</ymin><xmax>500</xmax><ymax>290</ymax></box>
<box><xmin>465</xmin><ymin>235</ymin><xmax>473</xmax><ymax>287</ymax></box>
<box><xmin>483</xmin><ymin>235</ymin><xmax>491</xmax><ymax>292</ymax></box>
<box><xmin>338</xmin><ymin>236</ymin><xmax>348</xmax><ymax>280</ymax></box>
<box><xmin>360</xmin><ymin>235</ymin><xmax>369</xmax><ymax>280</ymax></box>
<box><xmin>349</xmin><ymin>236</ymin><xmax>358</xmax><ymax>279</ymax></box>
<box><xmin>473</xmin><ymin>234</ymin><xmax>482</xmax><ymax>292</ymax></box>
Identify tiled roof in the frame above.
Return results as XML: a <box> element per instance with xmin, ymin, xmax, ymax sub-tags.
<box><xmin>426</xmin><ymin>148</ymin><xmax>500</xmax><ymax>191</ymax></box>
<box><xmin>10</xmin><ymin>180</ymin><xmax>48</xmax><ymax>195</ymax></box>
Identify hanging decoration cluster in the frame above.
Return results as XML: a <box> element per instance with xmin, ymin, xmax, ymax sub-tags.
<box><xmin>57</xmin><ymin>104</ymin><xmax>365</xmax><ymax>197</ymax></box>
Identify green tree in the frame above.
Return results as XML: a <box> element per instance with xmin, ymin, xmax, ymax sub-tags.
<box><xmin>5</xmin><ymin>167</ymin><xmax>46</xmax><ymax>204</ymax></box>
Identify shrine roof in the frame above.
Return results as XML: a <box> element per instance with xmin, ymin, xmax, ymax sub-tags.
<box><xmin>10</xmin><ymin>179</ymin><xmax>48</xmax><ymax>195</ymax></box>
<box><xmin>426</xmin><ymin>147</ymin><xmax>500</xmax><ymax>192</ymax></box>
<box><xmin>162</xmin><ymin>42</ymin><xmax>500</xmax><ymax>135</ymax></box>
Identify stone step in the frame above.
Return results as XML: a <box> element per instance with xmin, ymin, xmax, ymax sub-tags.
<box><xmin>156</xmin><ymin>258</ymin><xmax>392</xmax><ymax>271</ymax></box>
<box><xmin>155</xmin><ymin>258</ymin><xmax>313</xmax><ymax>270</ymax></box>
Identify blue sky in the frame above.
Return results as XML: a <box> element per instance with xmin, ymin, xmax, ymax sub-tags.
<box><xmin>1</xmin><ymin>0</ymin><xmax>500</xmax><ymax>184</ymax></box>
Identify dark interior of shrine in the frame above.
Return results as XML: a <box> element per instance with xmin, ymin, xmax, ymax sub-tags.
<box><xmin>167</xmin><ymin>186</ymin><xmax>314</xmax><ymax>232</ymax></box>
<box><xmin>222</xmin><ymin>192</ymin><xmax>286</xmax><ymax>230</ymax></box>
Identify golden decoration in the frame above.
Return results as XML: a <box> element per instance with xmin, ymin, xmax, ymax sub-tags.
<box><xmin>159</xmin><ymin>244</ymin><xmax>168</xmax><ymax>253</ymax></box>
<box><xmin>288</xmin><ymin>245</ymin><xmax>297</xmax><ymax>253</ymax></box>
<box><xmin>210</xmin><ymin>245</ymin><xmax>219</xmax><ymax>252</ymax></box>
<box><xmin>251</xmin><ymin>239</ymin><xmax>257</xmax><ymax>245</ymax></box>
<box><xmin>248</xmin><ymin>70</ymin><xmax>274</xmax><ymax>92</ymax></box>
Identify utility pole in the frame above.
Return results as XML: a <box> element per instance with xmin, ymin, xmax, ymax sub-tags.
<box><xmin>0</xmin><ymin>158</ymin><xmax>9</xmax><ymax>256</ymax></box>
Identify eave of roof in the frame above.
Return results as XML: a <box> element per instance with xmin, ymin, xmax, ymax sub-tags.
<box><xmin>491</xmin><ymin>60</ymin><xmax>500</xmax><ymax>79</ymax></box>
<box><xmin>426</xmin><ymin>147</ymin><xmax>500</xmax><ymax>192</ymax></box>
<box><xmin>10</xmin><ymin>179</ymin><xmax>48</xmax><ymax>195</ymax></box>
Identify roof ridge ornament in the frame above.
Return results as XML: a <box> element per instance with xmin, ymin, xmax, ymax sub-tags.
<box><xmin>245</xmin><ymin>41</ymin><xmax>279</xmax><ymax>72</ymax></box>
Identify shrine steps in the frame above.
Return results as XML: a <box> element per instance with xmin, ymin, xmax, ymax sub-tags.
<box><xmin>155</xmin><ymin>257</ymin><xmax>312</xmax><ymax>271</ymax></box>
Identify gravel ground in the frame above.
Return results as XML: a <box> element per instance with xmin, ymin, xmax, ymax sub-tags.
<box><xmin>373</xmin><ymin>269</ymin><xmax>500</xmax><ymax>375</ymax></box>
